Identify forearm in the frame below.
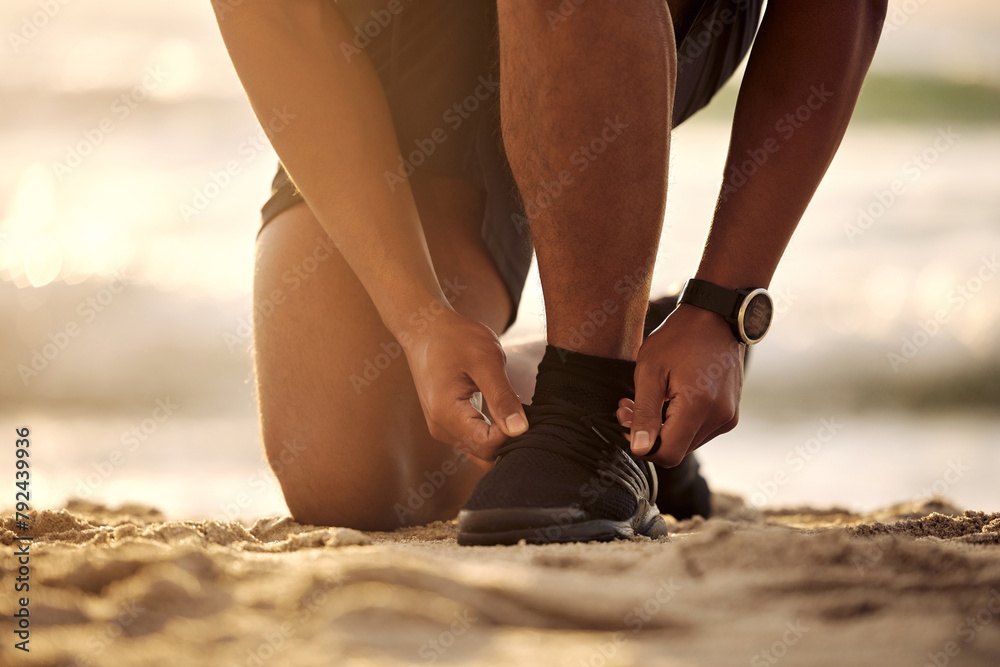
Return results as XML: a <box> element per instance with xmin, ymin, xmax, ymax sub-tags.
<box><xmin>215</xmin><ymin>0</ymin><xmax>446</xmax><ymax>334</ymax></box>
<box><xmin>696</xmin><ymin>0</ymin><xmax>887</xmax><ymax>289</ymax></box>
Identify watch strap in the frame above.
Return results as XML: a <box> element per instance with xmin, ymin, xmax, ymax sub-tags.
<box><xmin>678</xmin><ymin>278</ymin><xmax>740</xmax><ymax>323</ymax></box>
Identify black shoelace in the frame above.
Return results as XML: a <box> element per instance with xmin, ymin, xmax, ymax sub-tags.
<box><xmin>495</xmin><ymin>399</ymin><xmax>652</xmax><ymax>502</ymax></box>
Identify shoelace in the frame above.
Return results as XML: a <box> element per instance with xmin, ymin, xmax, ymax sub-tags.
<box><xmin>495</xmin><ymin>400</ymin><xmax>653</xmax><ymax>502</ymax></box>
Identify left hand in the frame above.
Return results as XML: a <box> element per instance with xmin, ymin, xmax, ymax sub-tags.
<box><xmin>619</xmin><ymin>304</ymin><xmax>744</xmax><ymax>467</ymax></box>
<box><xmin>402</xmin><ymin>308</ymin><xmax>528</xmax><ymax>462</ymax></box>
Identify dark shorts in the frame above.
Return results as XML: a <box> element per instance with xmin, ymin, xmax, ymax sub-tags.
<box><xmin>260</xmin><ymin>0</ymin><xmax>764</xmax><ymax>331</ymax></box>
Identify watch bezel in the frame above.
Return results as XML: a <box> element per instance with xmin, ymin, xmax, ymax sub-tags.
<box><xmin>736</xmin><ymin>288</ymin><xmax>773</xmax><ymax>345</ymax></box>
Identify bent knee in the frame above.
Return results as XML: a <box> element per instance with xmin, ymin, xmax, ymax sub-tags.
<box><xmin>283</xmin><ymin>491</ymin><xmax>400</xmax><ymax>532</ymax></box>
<box><xmin>261</xmin><ymin>434</ymin><xmax>396</xmax><ymax>530</ymax></box>
<box><xmin>262</xmin><ymin>430</ymin><xmax>466</xmax><ymax>531</ymax></box>
<box><xmin>280</xmin><ymin>475</ymin><xmax>459</xmax><ymax>532</ymax></box>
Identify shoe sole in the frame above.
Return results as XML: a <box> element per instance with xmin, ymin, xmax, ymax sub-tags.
<box><xmin>457</xmin><ymin>504</ymin><xmax>668</xmax><ymax>546</ymax></box>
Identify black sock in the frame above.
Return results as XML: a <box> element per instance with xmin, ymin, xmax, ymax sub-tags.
<box><xmin>531</xmin><ymin>345</ymin><xmax>636</xmax><ymax>414</ymax></box>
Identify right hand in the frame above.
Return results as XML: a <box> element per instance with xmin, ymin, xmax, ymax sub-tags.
<box><xmin>618</xmin><ymin>304</ymin><xmax>743</xmax><ymax>467</ymax></box>
<box><xmin>402</xmin><ymin>308</ymin><xmax>529</xmax><ymax>461</ymax></box>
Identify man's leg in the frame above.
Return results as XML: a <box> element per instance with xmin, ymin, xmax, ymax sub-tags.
<box><xmin>456</xmin><ymin>2</ymin><xmax>687</xmax><ymax>545</ymax></box>
<box><xmin>497</xmin><ymin>1</ymin><xmax>676</xmax><ymax>360</ymax></box>
<box><xmin>254</xmin><ymin>175</ymin><xmax>517</xmax><ymax>531</ymax></box>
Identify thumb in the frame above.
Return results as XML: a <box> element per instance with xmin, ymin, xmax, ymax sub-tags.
<box><xmin>447</xmin><ymin>398</ymin><xmax>506</xmax><ymax>459</ymax></box>
<box><xmin>469</xmin><ymin>360</ymin><xmax>528</xmax><ymax>438</ymax></box>
<box><xmin>630</xmin><ymin>365</ymin><xmax>666</xmax><ymax>457</ymax></box>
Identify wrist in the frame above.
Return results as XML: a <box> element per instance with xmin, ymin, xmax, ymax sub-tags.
<box><xmin>677</xmin><ymin>278</ymin><xmax>773</xmax><ymax>345</ymax></box>
<box><xmin>673</xmin><ymin>303</ymin><xmax>736</xmax><ymax>338</ymax></box>
<box><xmin>380</xmin><ymin>288</ymin><xmax>456</xmax><ymax>344</ymax></box>
<box><xmin>693</xmin><ymin>265</ymin><xmax>771</xmax><ymax>292</ymax></box>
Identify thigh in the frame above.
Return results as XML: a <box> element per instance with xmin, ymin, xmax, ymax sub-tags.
<box><xmin>254</xmin><ymin>201</ymin><xmax>480</xmax><ymax>530</ymax></box>
<box><xmin>254</xmin><ymin>173</ymin><xmax>516</xmax><ymax>530</ymax></box>
<box><xmin>253</xmin><ymin>1</ymin><xmax>528</xmax><ymax>529</ymax></box>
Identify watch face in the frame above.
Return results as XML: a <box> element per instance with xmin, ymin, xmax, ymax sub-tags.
<box><xmin>740</xmin><ymin>291</ymin><xmax>773</xmax><ymax>343</ymax></box>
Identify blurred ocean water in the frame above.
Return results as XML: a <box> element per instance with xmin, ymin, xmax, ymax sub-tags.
<box><xmin>1</xmin><ymin>0</ymin><xmax>997</xmax><ymax>517</ymax></box>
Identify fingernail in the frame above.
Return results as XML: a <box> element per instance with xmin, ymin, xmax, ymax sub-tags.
<box><xmin>505</xmin><ymin>414</ymin><xmax>528</xmax><ymax>435</ymax></box>
<box><xmin>632</xmin><ymin>430</ymin><xmax>651</xmax><ymax>455</ymax></box>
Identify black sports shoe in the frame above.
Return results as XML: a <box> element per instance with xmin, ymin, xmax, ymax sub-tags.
<box><xmin>457</xmin><ymin>348</ymin><xmax>667</xmax><ymax>546</ymax></box>
<box><xmin>643</xmin><ymin>293</ymin><xmax>714</xmax><ymax>520</ymax></box>
<box><xmin>653</xmin><ymin>453</ymin><xmax>712</xmax><ymax>520</ymax></box>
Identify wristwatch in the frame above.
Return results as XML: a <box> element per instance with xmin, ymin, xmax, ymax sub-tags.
<box><xmin>678</xmin><ymin>278</ymin><xmax>773</xmax><ymax>345</ymax></box>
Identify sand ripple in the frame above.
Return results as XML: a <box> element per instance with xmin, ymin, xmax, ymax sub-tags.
<box><xmin>2</xmin><ymin>496</ymin><xmax>1000</xmax><ymax>667</ymax></box>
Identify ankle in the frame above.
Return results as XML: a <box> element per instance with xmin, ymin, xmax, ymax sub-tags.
<box><xmin>545</xmin><ymin>315</ymin><xmax>644</xmax><ymax>361</ymax></box>
<box><xmin>531</xmin><ymin>345</ymin><xmax>636</xmax><ymax>413</ymax></box>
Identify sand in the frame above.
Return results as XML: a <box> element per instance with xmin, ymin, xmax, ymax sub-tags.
<box><xmin>2</xmin><ymin>496</ymin><xmax>1000</xmax><ymax>667</ymax></box>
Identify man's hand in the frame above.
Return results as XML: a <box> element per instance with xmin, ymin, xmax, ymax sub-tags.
<box><xmin>619</xmin><ymin>304</ymin><xmax>744</xmax><ymax>467</ymax></box>
<box><xmin>404</xmin><ymin>308</ymin><xmax>529</xmax><ymax>461</ymax></box>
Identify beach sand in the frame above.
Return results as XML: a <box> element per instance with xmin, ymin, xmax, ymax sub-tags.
<box><xmin>2</xmin><ymin>496</ymin><xmax>1000</xmax><ymax>667</ymax></box>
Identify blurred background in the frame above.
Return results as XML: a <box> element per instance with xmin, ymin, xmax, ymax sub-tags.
<box><xmin>1</xmin><ymin>0</ymin><xmax>997</xmax><ymax>520</ymax></box>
